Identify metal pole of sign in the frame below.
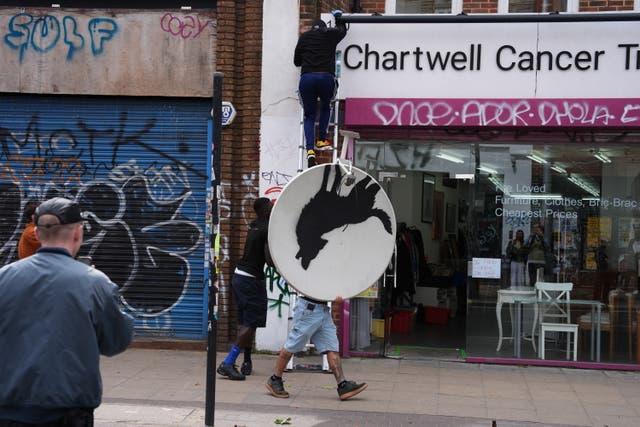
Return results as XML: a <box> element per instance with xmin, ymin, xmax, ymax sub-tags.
<box><xmin>205</xmin><ymin>72</ymin><xmax>223</xmax><ymax>427</ymax></box>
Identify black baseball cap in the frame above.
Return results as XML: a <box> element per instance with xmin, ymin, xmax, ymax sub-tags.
<box><xmin>35</xmin><ymin>197</ymin><xmax>83</xmax><ymax>228</ymax></box>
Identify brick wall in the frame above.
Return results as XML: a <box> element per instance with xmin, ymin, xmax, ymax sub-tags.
<box><xmin>463</xmin><ymin>0</ymin><xmax>499</xmax><ymax>12</ymax></box>
<box><xmin>358</xmin><ymin>1</ymin><xmax>386</xmax><ymax>12</ymax></box>
<box><xmin>299</xmin><ymin>0</ymin><xmax>350</xmax><ymax>32</ymax></box>
<box><xmin>215</xmin><ymin>0</ymin><xmax>264</xmax><ymax>349</ymax></box>
<box><xmin>579</xmin><ymin>0</ymin><xmax>634</xmax><ymax>11</ymax></box>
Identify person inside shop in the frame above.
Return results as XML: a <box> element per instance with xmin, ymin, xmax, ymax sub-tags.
<box><xmin>626</xmin><ymin>226</ymin><xmax>640</xmax><ymax>283</ymax></box>
<box><xmin>596</xmin><ymin>239</ymin><xmax>609</xmax><ymax>272</ymax></box>
<box><xmin>265</xmin><ymin>294</ymin><xmax>367</xmax><ymax>401</ymax></box>
<box><xmin>506</xmin><ymin>229</ymin><xmax>527</xmax><ymax>287</ymax></box>
<box><xmin>525</xmin><ymin>222</ymin><xmax>550</xmax><ymax>286</ymax></box>
<box><xmin>17</xmin><ymin>200</ymin><xmax>41</xmax><ymax>259</ymax></box>
<box><xmin>294</xmin><ymin>9</ymin><xmax>347</xmax><ymax>168</ymax></box>
<box><xmin>0</xmin><ymin>197</ymin><xmax>133</xmax><ymax>426</ymax></box>
<box><xmin>217</xmin><ymin>197</ymin><xmax>274</xmax><ymax>381</ymax></box>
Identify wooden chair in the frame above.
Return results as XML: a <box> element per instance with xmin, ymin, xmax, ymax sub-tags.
<box><xmin>625</xmin><ymin>291</ymin><xmax>637</xmax><ymax>361</ymax></box>
<box><xmin>578</xmin><ymin>289</ymin><xmax>619</xmax><ymax>360</ymax></box>
<box><xmin>536</xmin><ymin>282</ymin><xmax>578</xmax><ymax>361</ymax></box>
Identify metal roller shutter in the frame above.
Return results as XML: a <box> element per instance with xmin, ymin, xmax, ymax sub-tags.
<box><xmin>0</xmin><ymin>94</ymin><xmax>211</xmax><ymax>339</ymax></box>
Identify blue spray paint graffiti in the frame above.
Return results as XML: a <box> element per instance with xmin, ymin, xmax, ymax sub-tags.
<box><xmin>3</xmin><ymin>13</ymin><xmax>118</xmax><ymax>62</ymax></box>
<box><xmin>0</xmin><ymin>98</ymin><xmax>209</xmax><ymax>337</ymax></box>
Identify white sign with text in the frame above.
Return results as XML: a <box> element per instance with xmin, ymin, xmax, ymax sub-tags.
<box><xmin>337</xmin><ymin>21</ymin><xmax>640</xmax><ymax>99</ymax></box>
<box><xmin>472</xmin><ymin>257</ymin><xmax>502</xmax><ymax>279</ymax></box>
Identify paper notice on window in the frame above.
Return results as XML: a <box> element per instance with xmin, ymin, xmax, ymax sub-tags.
<box><xmin>472</xmin><ymin>258</ymin><xmax>501</xmax><ymax>279</ymax></box>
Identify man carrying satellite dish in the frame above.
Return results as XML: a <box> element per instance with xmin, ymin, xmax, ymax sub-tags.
<box><xmin>265</xmin><ymin>162</ymin><xmax>397</xmax><ymax>401</ymax></box>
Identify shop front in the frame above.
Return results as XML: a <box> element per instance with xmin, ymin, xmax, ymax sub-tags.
<box><xmin>337</xmin><ymin>13</ymin><xmax>640</xmax><ymax>367</ymax></box>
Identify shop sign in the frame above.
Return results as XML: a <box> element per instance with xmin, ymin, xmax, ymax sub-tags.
<box><xmin>338</xmin><ymin>21</ymin><xmax>640</xmax><ymax>99</ymax></box>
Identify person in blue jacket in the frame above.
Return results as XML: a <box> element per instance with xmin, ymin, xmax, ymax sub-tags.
<box><xmin>0</xmin><ymin>197</ymin><xmax>134</xmax><ymax>426</ymax></box>
<box><xmin>294</xmin><ymin>10</ymin><xmax>347</xmax><ymax>168</ymax></box>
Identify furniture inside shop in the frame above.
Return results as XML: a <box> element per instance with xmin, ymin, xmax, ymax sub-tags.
<box><xmin>578</xmin><ymin>287</ymin><xmax>638</xmax><ymax>363</ymax></box>
<box><xmin>578</xmin><ymin>289</ymin><xmax>616</xmax><ymax>360</ymax></box>
<box><xmin>495</xmin><ymin>286</ymin><xmax>537</xmax><ymax>352</ymax></box>
<box><xmin>536</xmin><ymin>282</ymin><xmax>578</xmax><ymax>361</ymax></box>
<box><xmin>513</xmin><ymin>295</ymin><xmax>603</xmax><ymax>361</ymax></box>
<box><xmin>572</xmin><ymin>270</ymin><xmax>620</xmax><ymax>302</ymax></box>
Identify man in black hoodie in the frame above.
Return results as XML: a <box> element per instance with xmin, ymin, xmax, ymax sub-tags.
<box><xmin>217</xmin><ymin>197</ymin><xmax>274</xmax><ymax>380</ymax></box>
<box><xmin>294</xmin><ymin>10</ymin><xmax>347</xmax><ymax>168</ymax></box>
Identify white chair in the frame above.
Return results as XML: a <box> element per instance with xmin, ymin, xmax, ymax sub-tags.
<box><xmin>535</xmin><ymin>282</ymin><xmax>578</xmax><ymax>361</ymax></box>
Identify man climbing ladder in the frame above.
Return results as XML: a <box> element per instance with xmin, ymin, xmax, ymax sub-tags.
<box><xmin>294</xmin><ymin>9</ymin><xmax>347</xmax><ymax>168</ymax></box>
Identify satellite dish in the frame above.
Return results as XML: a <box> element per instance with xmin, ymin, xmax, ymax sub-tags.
<box><xmin>268</xmin><ymin>163</ymin><xmax>396</xmax><ymax>301</ymax></box>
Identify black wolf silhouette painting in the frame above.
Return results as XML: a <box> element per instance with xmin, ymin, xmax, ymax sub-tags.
<box><xmin>295</xmin><ymin>164</ymin><xmax>393</xmax><ymax>270</ymax></box>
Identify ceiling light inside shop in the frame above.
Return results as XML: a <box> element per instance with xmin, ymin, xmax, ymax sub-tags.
<box><xmin>526</xmin><ymin>154</ymin><xmax>548</xmax><ymax>164</ymax></box>
<box><xmin>550</xmin><ymin>164</ymin><xmax>567</xmax><ymax>174</ymax></box>
<box><xmin>477</xmin><ymin>165</ymin><xmax>498</xmax><ymax>174</ymax></box>
<box><xmin>423</xmin><ymin>176</ymin><xmax>435</xmax><ymax>184</ymax></box>
<box><xmin>454</xmin><ymin>174</ymin><xmax>475</xmax><ymax>181</ymax></box>
<box><xmin>436</xmin><ymin>152</ymin><xmax>464</xmax><ymax>164</ymax></box>
<box><xmin>488</xmin><ymin>175</ymin><xmax>507</xmax><ymax>193</ymax></box>
<box><xmin>593</xmin><ymin>152</ymin><xmax>612</xmax><ymax>163</ymax></box>
<box><xmin>568</xmin><ymin>175</ymin><xmax>600</xmax><ymax>197</ymax></box>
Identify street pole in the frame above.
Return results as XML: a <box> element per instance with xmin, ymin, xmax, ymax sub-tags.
<box><xmin>205</xmin><ymin>72</ymin><xmax>223</xmax><ymax>427</ymax></box>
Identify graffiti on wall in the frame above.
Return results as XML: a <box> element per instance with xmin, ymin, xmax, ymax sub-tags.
<box><xmin>346</xmin><ymin>98</ymin><xmax>640</xmax><ymax>128</ymax></box>
<box><xmin>0</xmin><ymin>108</ymin><xmax>206</xmax><ymax>326</ymax></box>
<box><xmin>3</xmin><ymin>13</ymin><xmax>118</xmax><ymax>61</ymax></box>
<box><xmin>216</xmin><ymin>171</ymin><xmax>260</xmax><ymax>308</ymax></box>
<box><xmin>160</xmin><ymin>13</ymin><xmax>212</xmax><ymax>40</ymax></box>
<box><xmin>265</xmin><ymin>265</ymin><xmax>292</xmax><ymax>319</ymax></box>
<box><xmin>355</xmin><ymin>142</ymin><xmax>435</xmax><ymax>171</ymax></box>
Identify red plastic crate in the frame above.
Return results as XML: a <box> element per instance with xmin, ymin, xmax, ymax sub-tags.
<box><xmin>391</xmin><ymin>311</ymin><xmax>414</xmax><ymax>333</ymax></box>
<box><xmin>424</xmin><ymin>306</ymin><xmax>450</xmax><ymax>325</ymax></box>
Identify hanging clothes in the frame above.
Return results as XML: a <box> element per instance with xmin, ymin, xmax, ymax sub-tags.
<box><xmin>392</xmin><ymin>224</ymin><xmax>428</xmax><ymax>306</ymax></box>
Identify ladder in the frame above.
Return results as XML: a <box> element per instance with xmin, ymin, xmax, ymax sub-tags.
<box><xmin>287</xmin><ymin>43</ymin><xmax>356</xmax><ymax>372</ymax></box>
<box><xmin>297</xmin><ymin>49</ymin><xmax>342</xmax><ymax>173</ymax></box>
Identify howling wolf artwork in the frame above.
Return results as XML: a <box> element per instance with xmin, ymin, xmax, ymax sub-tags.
<box><xmin>268</xmin><ymin>164</ymin><xmax>396</xmax><ymax>301</ymax></box>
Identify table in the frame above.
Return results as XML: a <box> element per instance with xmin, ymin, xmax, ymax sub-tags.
<box><xmin>637</xmin><ymin>302</ymin><xmax>640</xmax><ymax>364</ymax></box>
<box><xmin>496</xmin><ymin>287</ymin><xmax>538</xmax><ymax>352</ymax></box>
<box><xmin>514</xmin><ymin>297</ymin><xmax>604</xmax><ymax>361</ymax></box>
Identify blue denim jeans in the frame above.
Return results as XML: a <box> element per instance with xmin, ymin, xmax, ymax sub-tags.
<box><xmin>299</xmin><ymin>73</ymin><xmax>336</xmax><ymax>151</ymax></box>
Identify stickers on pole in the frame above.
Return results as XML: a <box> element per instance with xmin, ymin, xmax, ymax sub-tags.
<box><xmin>268</xmin><ymin>163</ymin><xmax>396</xmax><ymax>301</ymax></box>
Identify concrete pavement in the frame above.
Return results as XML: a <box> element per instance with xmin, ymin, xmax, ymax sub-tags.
<box><xmin>97</xmin><ymin>348</ymin><xmax>640</xmax><ymax>426</ymax></box>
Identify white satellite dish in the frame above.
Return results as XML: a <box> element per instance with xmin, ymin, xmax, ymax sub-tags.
<box><xmin>268</xmin><ymin>163</ymin><xmax>396</xmax><ymax>301</ymax></box>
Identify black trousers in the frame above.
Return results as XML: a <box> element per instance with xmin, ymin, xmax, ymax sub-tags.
<box><xmin>0</xmin><ymin>409</ymin><xmax>93</xmax><ymax>427</ymax></box>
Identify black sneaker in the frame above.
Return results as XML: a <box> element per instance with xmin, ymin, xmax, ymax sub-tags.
<box><xmin>265</xmin><ymin>375</ymin><xmax>289</xmax><ymax>398</ymax></box>
<box><xmin>217</xmin><ymin>362</ymin><xmax>245</xmax><ymax>381</ymax></box>
<box><xmin>241</xmin><ymin>360</ymin><xmax>252</xmax><ymax>376</ymax></box>
<box><xmin>337</xmin><ymin>380</ymin><xmax>367</xmax><ymax>400</ymax></box>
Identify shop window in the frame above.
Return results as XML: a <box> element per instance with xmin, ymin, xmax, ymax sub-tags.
<box><xmin>508</xmin><ymin>0</ymin><xmax>567</xmax><ymax>12</ymax></box>
<box><xmin>395</xmin><ymin>0</ymin><xmax>453</xmax><ymax>13</ymax></box>
<box><xmin>354</xmin><ymin>132</ymin><xmax>640</xmax><ymax>365</ymax></box>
